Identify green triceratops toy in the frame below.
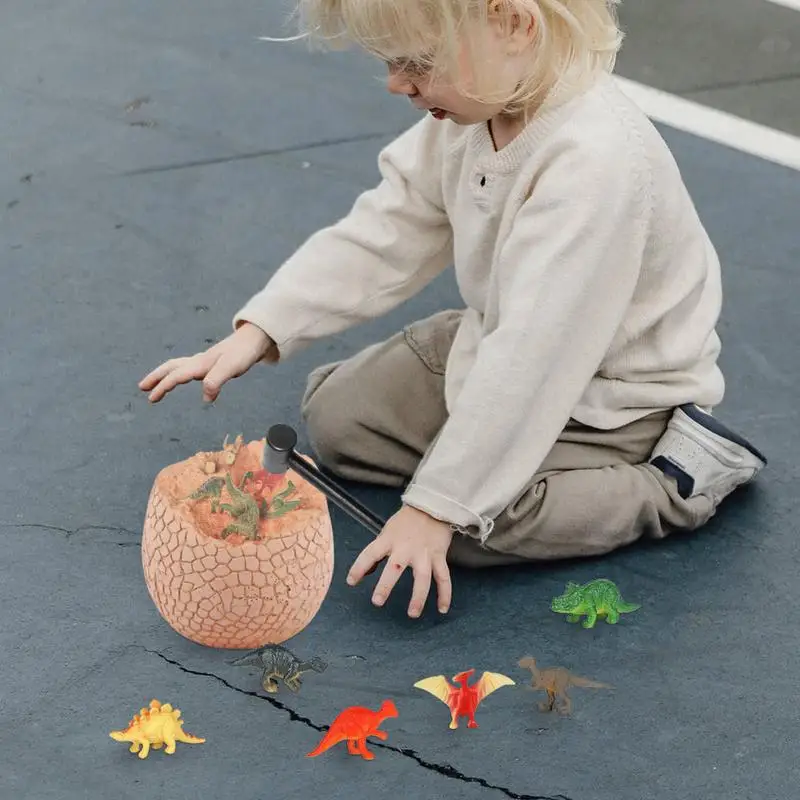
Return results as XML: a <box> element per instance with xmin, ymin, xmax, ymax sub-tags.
<box><xmin>550</xmin><ymin>578</ymin><xmax>640</xmax><ymax>628</ymax></box>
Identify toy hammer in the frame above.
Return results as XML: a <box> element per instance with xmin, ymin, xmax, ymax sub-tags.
<box><xmin>263</xmin><ymin>424</ymin><xmax>387</xmax><ymax>536</ymax></box>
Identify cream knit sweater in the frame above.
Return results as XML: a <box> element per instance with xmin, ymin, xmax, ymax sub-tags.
<box><xmin>233</xmin><ymin>72</ymin><xmax>724</xmax><ymax>540</ymax></box>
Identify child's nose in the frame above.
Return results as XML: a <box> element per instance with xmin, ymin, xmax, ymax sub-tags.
<box><xmin>386</xmin><ymin>70</ymin><xmax>418</xmax><ymax>96</ymax></box>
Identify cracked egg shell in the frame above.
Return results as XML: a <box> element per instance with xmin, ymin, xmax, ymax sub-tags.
<box><xmin>141</xmin><ymin>438</ymin><xmax>334</xmax><ymax>649</ymax></box>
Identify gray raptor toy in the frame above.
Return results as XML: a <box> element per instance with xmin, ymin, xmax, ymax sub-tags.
<box><xmin>229</xmin><ymin>644</ymin><xmax>327</xmax><ymax>693</ymax></box>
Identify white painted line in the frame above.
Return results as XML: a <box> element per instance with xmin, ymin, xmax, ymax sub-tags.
<box><xmin>614</xmin><ymin>76</ymin><xmax>800</xmax><ymax>172</ymax></box>
<box><xmin>764</xmin><ymin>0</ymin><xmax>800</xmax><ymax>11</ymax></box>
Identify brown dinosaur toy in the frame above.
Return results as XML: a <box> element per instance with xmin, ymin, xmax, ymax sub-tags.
<box><xmin>517</xmin><ymin>656</ymin><xmax>612</xmax><ymax>715</ymax></box>
<box><xmin>306</xmin><ymin>700</ymin><xmax>398</xmax><ymax>760</ymax></box>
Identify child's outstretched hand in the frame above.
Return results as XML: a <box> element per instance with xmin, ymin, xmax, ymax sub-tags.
<box><xmin>347</xmin><ymin>504</ymin><xmax>454</xmax><ymax>618</ymax></box>
<box><xmin>139</xmin><ymin>323</ymin><xmax>276</xmax><ymax>403</ymax></box>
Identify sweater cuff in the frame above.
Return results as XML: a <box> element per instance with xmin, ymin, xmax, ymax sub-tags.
<box><xmin>401</xmin><ymin>484</ymin><xmax>495</xmax><ymax>543</ymax></box>
<box><xmin>232</xmin><ymin>300</ymin><xmax>302</xmax><ymax>362</ymax></box>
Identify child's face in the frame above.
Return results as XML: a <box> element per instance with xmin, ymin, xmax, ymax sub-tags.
<box><xmin>386</xmin><ymin>58</ymin><xmax>504</xmax><ymax>126</ymax></box>
<box><xmin>383</xmin><ymin>14</ymin><xmax>534</xmax><ymax>125</ymax></box>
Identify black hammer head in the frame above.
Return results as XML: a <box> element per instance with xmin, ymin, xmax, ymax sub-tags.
<box><xmin>263</xmin><ymin>424</ymin><xmax>298</xmax><ymax>474</ymax></box>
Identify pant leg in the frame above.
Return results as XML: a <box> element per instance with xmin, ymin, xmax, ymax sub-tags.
<box><xmin>299</xmin><ymin>309</ymin><xmax>459</xmax><ymax>487</ymax></box>
<box><xmin>448</xmin><ymin>412</ymin><xmax>717</xmax><ymax>568</ymax></box>
<box><xmin>299</xmin><ymin>307</ymin><xmax>715</xmax><ymax>569</ymax></box>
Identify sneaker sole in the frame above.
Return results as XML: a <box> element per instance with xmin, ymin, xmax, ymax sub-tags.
<box><xmin>677</xmin><ymin>404</ymin><xmax>768</xmax><ymax>466</ymax></box>
<box><xmin>649</xmin><ymin>404</ymin><xmax>767</xmax><ymax>499</ymax></box>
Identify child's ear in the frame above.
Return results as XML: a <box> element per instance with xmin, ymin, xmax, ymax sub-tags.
<box><xmin>489</xmin><ymin>1</ymin><xmax>535</xmax><ymax>50</ymax></box>
<box><xmin>488</xmin><ymin>0</ymin><xmax>519</xmax><ymax>31</ymax></box>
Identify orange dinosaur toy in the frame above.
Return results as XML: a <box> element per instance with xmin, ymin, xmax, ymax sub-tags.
<box><xmin>306</xmin><ymin>700</ymin><xmax>398</xmax><ymax>760</ymax></box>
<box><xmin>414</xmin><ymin>668</ymin><xmax>515</xmax><ymax>729</ymax></box>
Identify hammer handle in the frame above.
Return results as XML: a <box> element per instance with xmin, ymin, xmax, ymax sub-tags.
<box><xmin>288</xmin><ymin>451</ymin><xmax>386</xmax><ymax>537</ymax></box>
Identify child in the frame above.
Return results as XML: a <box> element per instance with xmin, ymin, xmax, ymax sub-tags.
<box><xmin>139</xmin><ymin>0</ymin><xmax>767</xmax><ymax>619</ymax></box>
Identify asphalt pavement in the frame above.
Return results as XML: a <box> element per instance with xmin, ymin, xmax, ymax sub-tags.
<box><xmin>1</xmin><ymin>1</ymin><xmax>798</xmax><ymax>798</ymax></box>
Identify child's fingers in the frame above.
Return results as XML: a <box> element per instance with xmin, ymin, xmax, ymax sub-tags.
<box><xmin>202</xmin><ymin>349</ymin><xmax>260</xmax><ymax>400</ymax></box>
<box><xmin>370</xmin><ymin>555</ymin><xmax>409</xmax><ymax>608</ymax></box>
<box><xmin>202</xmin><ymin>365</ymin><xmax>234</xmax><ymax>401</ymax></box>
<box><xmin>139</xmin><ymin>358</ymin><xmax>182</xmax><ymax>389</ymax></box>
<box><xmin>407</xmin><ymin>560</ymin><xmax>432</xmax><ymax>618</ymax></box>
<box><xmin>346</xmin><ymin>539</ymin><xmax>389</xmax><ymax>587</ymax></box>
<box><xmin>363</xmin><ymin>557</ymin><xmax>385</xmax><ymax>577</ymax></box>
<box><xmin>432</xmin><ymin>558</ymin><xmax>452</xmax><ymax>614</ymax></box>
<box><xmin>146</xmin><ymin>356</ymin><xmax>213</xmax><ymax>402</ymax></box>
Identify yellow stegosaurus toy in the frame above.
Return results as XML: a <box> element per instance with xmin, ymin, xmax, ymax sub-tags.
<box><xmin>110</xmin><ymin>699</ymin><xmax>205</xmax><ymax>759</ymax></box>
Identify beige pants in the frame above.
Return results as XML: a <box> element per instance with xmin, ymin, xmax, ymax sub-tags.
<box><xmin>299</xmin><ymin>309</ymin><xmax>715</xmax><ymax>568</ymax></box>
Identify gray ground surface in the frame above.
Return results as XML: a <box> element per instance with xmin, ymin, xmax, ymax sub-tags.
<box><xmin>616</xmin><ymin>0</ymin><xmax>800</xmax><ymax>136</ymax></box>
<box><xmin>1</xmin><ymin>1</ymin><xmax>798</xmax><ymax>798</ymax></box>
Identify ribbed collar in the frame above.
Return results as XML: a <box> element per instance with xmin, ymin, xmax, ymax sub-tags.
<box><xmin>463</xmin><ymin>72</ymin><xmax>612</xmax><ymax>174</ymax></box>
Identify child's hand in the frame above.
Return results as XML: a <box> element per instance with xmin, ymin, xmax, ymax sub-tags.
<box><xmin>139</xmin><ymin>323</ymin><xmax>276</xmax><ymax>403</ymax></box>
<box><xmin>347</xmin><ymin>504</ymin><xmax>454</xmax><ymax>618</ymax></box>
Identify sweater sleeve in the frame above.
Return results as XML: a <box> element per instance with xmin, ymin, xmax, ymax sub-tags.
<box><xmin>401</xmin><ymin>133</ymin><xmax>654</xmax><ymax>541</ymax></box>
<box><xmin>232</xmin><ymin>116</ymin><xmax>454</xmax><ymax>360</ymax></box>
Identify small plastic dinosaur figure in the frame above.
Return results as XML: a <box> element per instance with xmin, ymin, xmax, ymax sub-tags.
<box><xmin>306</xmin><ymin>700</ymin><xmax>398</xmax><ymax>760</ymax></box>
<box><xmin>187</xmin><ymin>469</ymin><xmax>253</xmax><ymax>514</ymax></box>
<box><xmin>413</xmin><ymin>669</ymin><xmax>515</xmax><ymax>729</ymax></box>
<box><xmin>550</xmin><ymin>578</ymin><xmax>640</xmax><ymax>628</ymax></box>
<box><xmin>260</xmin><ymin>479</ymin><xmax>302</xmax><ymax>517</ymax></box>
<box><xmin>517</xmin><ymin>656</ymin><xmax>612</xmax><ymax>715</ymax></box>
<box><xmin>218</xmin><ymin>471</ymin><xmax>261</xmax><ymax>539</ymax></box>
<box><xmin>109</xmin><ymin>699</ymin><xmax>205</xmax><ymax>759</ymax></box>
<box><xmin>188</xmin><ymin>476</ymin><xmax>225</xmax><ymax>512</ymax></box>
<box><xmin>228</xmin><ymin>644</ymin><xmax>327</xmax><ymax>693</ymax></box>
<box><xmin>188</xmin><ymin>470</ymin><xmax>302</xmax><ymax>540</ymax></box>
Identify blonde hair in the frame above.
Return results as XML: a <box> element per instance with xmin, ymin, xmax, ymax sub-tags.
<box><xmin>290</xmin><ymin>0</ymin><xmax>624</xmax><ymax>113</ymax></box>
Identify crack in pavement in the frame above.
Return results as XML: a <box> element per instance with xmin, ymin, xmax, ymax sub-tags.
<box><xmin>120</xmin><ymin>129</ymin><xmax>403</xmax><ymax>176</ymax></box>
<box><xmin>143</xmin><ymin>648</ymin><xmax>572</xmax><ymax>800</ymax></box>
<box><xmin>2</xmin><ymin>522</ymin><xmax>140</xmax><ymax>541</ymax></box>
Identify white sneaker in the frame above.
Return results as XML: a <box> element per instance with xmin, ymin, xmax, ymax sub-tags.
<box><xmin>649</xmin><ymin>404</ymin><xmax>767</xmax><ymax>504</ymax></box>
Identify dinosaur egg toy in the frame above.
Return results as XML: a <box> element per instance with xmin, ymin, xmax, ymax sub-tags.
<box><xmin>141</xmin><ymin>435</ymin><xmax>334</xmax><ymax>649</ymax></box>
